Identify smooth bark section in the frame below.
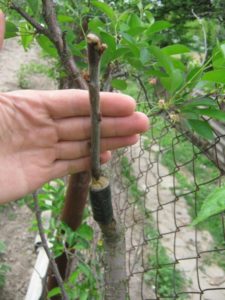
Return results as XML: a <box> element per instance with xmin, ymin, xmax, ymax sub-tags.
<box><xmin>87</xmin><ymin>33</ymin><xmax>107</xmax><ymax>179</ymax></box>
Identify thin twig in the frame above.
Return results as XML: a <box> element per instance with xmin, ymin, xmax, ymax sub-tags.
<box><xmin>132</xmin><ymin>74</ymin><xmax>153</xmax><ymax>109</ymax></box>
<box><xmin>10</xmin><ymin>2</ymin><xmax>50</xmax><ymax>37</ymax></box>
<box><xmin>87</xmin><ymin>33</ymin><xmax>107</xmax><ymax>179</ymax></box>
<box><xmin>33</xmin><ymin>192</ymin><xmax>69</xmax><ymax>300</ymax></box>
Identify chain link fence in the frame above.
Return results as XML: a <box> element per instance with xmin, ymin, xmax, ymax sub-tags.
<box><xmin>106</xmin><ymin>95</ymin><xmax>225</xmax><ymax>299</ymax></box>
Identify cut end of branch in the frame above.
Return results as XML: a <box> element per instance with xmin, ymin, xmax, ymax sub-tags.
<box><xmin>87</xmin><ymin>33</ymin><xmax>108</xmax><ymax>54</ymax></box>
<box><xmin>91</xmin><ymin>176</ymin><xmax>109</xmax><ymax>190</ymax></box>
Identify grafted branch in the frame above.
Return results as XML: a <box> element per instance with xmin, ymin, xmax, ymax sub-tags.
<box><xmin>87</xmin><ymin>33</ymin><xmax>107</xmax><ymax>179</ymax></box>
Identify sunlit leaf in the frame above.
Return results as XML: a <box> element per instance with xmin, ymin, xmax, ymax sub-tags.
<box><xmin>162</xmin><ymin>44</ymin><xmax>190</xmax><ymax>55</ymax></box>
<box><xmin>57</xmin><ymin>15</ymin><xmax>74</xmax><ymax>23</ymax></box>
<box><xmin>202</xmin><ymin>70</ymin><xmax>225</xmax><ymax>84</ymax></box>
<box><xmin>92</xmin><ymin>1</ymin><xmax>116</xmax><ymax>22</ymax></box>
<box><xmin>19</xmin><ymin>22</ymin><xmax>34</xmax><ymax>50</ymax></box>
<box><xmin>192</xmin><ymin>186</ymin><xmax>225</xmax><ymax>225</ymax></box>
<box><xmin>146</xmin><ymin>20</ymin><xmax>171</xmax><ymax>35</ymax></box>
<box><xmin>76</xmin><ymin>224</ymin><xmax>93</xmax><ymax>241</ymax></box>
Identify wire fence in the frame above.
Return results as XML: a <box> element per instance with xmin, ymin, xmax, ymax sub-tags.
<box><xmin>107</xmin><ymin>97</ymin><xmax>225</xmax><ymax>299</ymax></box>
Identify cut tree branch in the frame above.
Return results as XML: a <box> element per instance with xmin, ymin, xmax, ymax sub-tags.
<box><xmin>87</xmin><ymin>33</ymin><xmax>107</xmax><ymax>179</ymax></box>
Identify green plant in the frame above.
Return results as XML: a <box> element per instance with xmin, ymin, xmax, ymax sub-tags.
<box><xmin>17</xmin><ymin>61</ymin><xmax>57</xmax><ymax>89</ymax></box>
<box><xmin>0</xmin><ymin>240</ymin><xmax>10</xmax><ymax>289</ymax></box>
<box><xmin>29</xmin><ymin>179</ymin><xmax>103</xmax><ymax>299</ymax></box>
<box><xmin>3</xmin><ymin>0</ymin><xmax>225</xmax><ymax>298</ymax></box>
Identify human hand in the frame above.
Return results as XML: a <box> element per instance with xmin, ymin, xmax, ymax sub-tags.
<box><xmin>0</xmin><ymin>89</ymin><xmax>149</xmax><ymax>203</ymax></box>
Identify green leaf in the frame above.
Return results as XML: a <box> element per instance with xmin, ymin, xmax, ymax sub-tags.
<box><xmin>195</xmin><ymin>108</ymin><xmax>225</xmax><ymax>121</ymax></box>
<box><xmin>80</xmin><ymin>290</ymin><xmax>89</xmax><ymax>300</ymax></box>
<box><xmin>92</xmin><ymin>1</ymin><xmax>116</xmax><ymax>22</ymax></box>
<box><xmin>78</xmin><ymin>263</ymin><xmax>92</xmax><ymax>278</ymax></box>
<box><xmin>160</xmin><ymin>69</ymin><xmax>184</xmax><ymax>94</ymax></box>
<box><xmin>111</xmin><ymin>79</ymin><xmax>127</xmax><ymax>90</ymax></box>
<box><xmin>146</xmin><ymin>20</ymin><xmax>171</xmax><ymax>35</ymax></box>
<box><xmin>202</xmin><ymin>70</ymin><xmax>225</xmax><ymax>84</ymax></box>
<box><xmin>220</xmin><ymin>43</ymin><xmax>225</xmax><ymax>58</ymax></box>
<box><xmin>19</xmin><ymin>22</ymin><xmax>34</xmax><ymax>50</ymax></box>
<box><xmin>27</xmin><ymin>0</ymin><xmax>40</xmax><ymax>15</ymax></box>
<box><xmin>149</xmin><ymin>46</ymin><xmax>173</xmax><ymax>74</ymax></box>
<box><xmin>36</xmin><ymin>35</ymin><xmax>58</xmax><ymax>58</ymax></box>
<box><xmin>69</xmin><ymin>270</ymin><xmax>80</xmax><ymax>283</ymax></box>
<box><xmin>182</xmin><ymin>98</ymin><xmax>217</xmax><ymax>109</ymax></box>
<box><xmin>100</xmin><ymin>31</ymin><xmax>116</xmax><ymax>51</ymax></box>
<box><xmin>162</xmin><ymin>44</ymin><xmax>190</xmax><ymax>55</ymax></box>
<box><xmin>76</xmin><ymin>224</ymin><xmax>93</xmax><ymax>241</ymax></box>
<box><xmin>5</xmin><ymin>22</ymin><xmax>18</xmax><ymax>39</ymax></box>
<box><xmin>192</xmin><ymin>186</ymin><xmax>225</xmax><ymax>225</ymax></box>
<box><xmin>47</xmin><ymin>287</ymin><xmax>61</xmax><ymax>298</ymax></box>
<box><xmin>212</xmin><ymin>43</ymin><xmax>225</xmax><ymax>69</ymax></box>
<box><xmin>88</xmin><ymin>18</ymin><xmax>105</xmax><ymax>34</ymax></box>
<box><xmin>140</xmin><ymin>47</ymin><xmax>151</xmax><ymax>65</ymax></box>
<box><xmin>57</xmin><ymin>15</ymin><xmax>74</xmax><ymax>23</ymax></box>
<box><xmin>187</xmin><ymin>119</ymin><xmax>214</xmax><ymax>140</ymax></box>
<box><xmin>128</xmin><ymin>14</ymin><xmax>142</xmax><ymax>28</ymax></box>
<box><xmin>186</xmin><ymin>67</ymin><xmax>203</xmax><ymax>90</ymax></box>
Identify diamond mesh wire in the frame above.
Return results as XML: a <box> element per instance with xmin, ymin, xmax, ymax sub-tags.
<box><xmin>108</xmin><ymin>104</ymin><xmax>225</xmax><ymax>299</ymax></box>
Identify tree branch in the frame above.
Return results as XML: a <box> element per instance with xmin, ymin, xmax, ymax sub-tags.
<box><xmin>10</xmin><ymin>2</ymin><xmax>50</xmax><ymax>37</ymax></box>
<box><xmin>42</xmin><ymin>0</ymin><xmax>87</xmax><ymax>89</ymax></box>
<box><xmin>87</xmin><ymin>33</ymin><xmax>107</xmax><ymax>180</ymax></box>
<box><xmin>32</xmin><ymin>192</ymin><xmax>69</xmax><ymax>300</ymax></box>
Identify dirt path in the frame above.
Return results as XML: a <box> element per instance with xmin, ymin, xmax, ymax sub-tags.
<box><xmin>0</xmin><ymin>38</ymin><xmax>55</xmax><ymax>300</ymax></box>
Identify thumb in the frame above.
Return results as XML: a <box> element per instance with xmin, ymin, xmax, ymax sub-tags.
<box><xmin>0</xmin><ymin>10</ymin><xmax>5</xmax><ymax>49</ymax></box>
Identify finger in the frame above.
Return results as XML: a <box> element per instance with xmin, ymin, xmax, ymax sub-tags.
<box><xmin>51</xmin><ymin>151</ymin><xmax>111</xmax><ymax>178</ymax></box>
<box><xmin>45</xmin><ymin>90</ymin><xmax>136</xmax><ymax>118</ymax></box>
<box><xmin>0</xmin><ymin>10</ymin><xmax>5</xmax><ymax>49</ymax></box>
<box><xmin>55</xmin><ymin>135</ymin><xmax>139</xmax><ymax>160</ymax></box>
<box><xmin>56</xmin><ymin>112</ymin><xmax>149</xmax><ymax>141</ymax></box>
